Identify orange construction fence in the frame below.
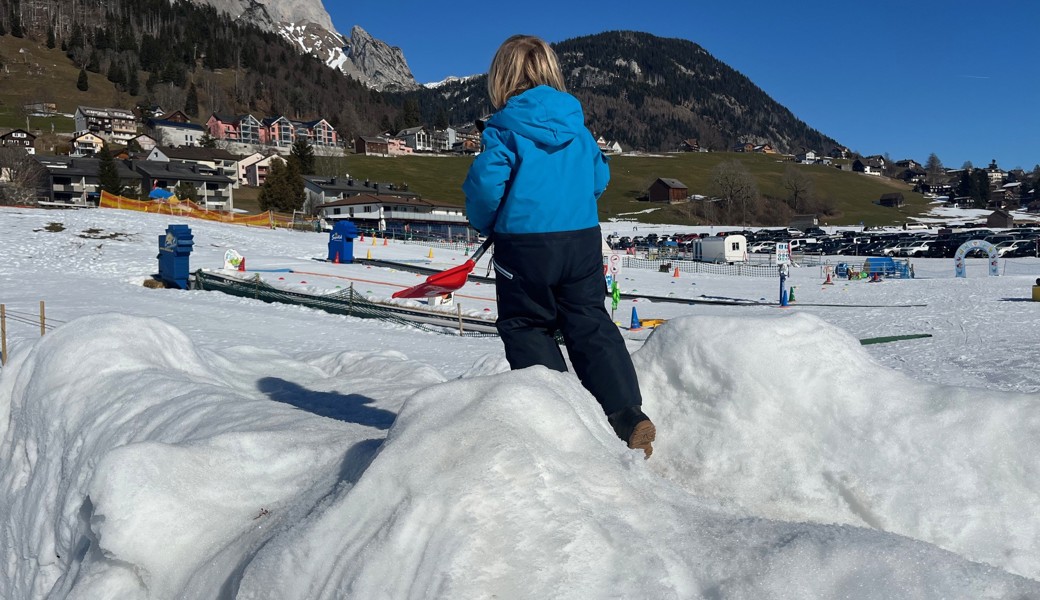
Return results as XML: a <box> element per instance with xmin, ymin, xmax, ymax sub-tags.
<box><xmin>99</xmin><ymin>191</ymin><xmax>295</xmax><ymax>228</ymax></box>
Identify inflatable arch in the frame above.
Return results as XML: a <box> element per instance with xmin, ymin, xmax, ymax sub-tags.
<box><xmin>953</xmin><ymin>239</ymin><xmax>999</xmax><ymax>278</ymax></box>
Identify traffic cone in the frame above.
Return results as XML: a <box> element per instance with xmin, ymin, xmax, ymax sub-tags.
<box><xmin>788</xmin><ymin>286</ymin><xmax>796</xmax><ymax>302</ymax></box>
<box><xmin>630</xmin><ymin>306</ymin><xmax>643</xmax><ymax>330</ymax></box>
<box><xmin>372</xmin><ymin>236</ymin><xmax>377</xmax><ymax>246</ymax></box>
<box><xmin>383</xmin><ymin>237</ymin><xmax>388</xmax><ymax>246</ymax></box>
<box><xmin>673</xmin><ymin>266</ymin><xmax>680</xmax><ymax>278</ymax></box>
<box><xmin>465</xmin><ymin>246</ymin><xmax>470</xmax><ymax>256</ymax></box>
<box><xmin>823</xmin><ymin>270</ymin><xmax>833</xmax><ymax>285</ymax></box>
<box><xmin>334</xmin><ymin>252</ymin><xmax>340</xmax><ymax>264</ymax></box>
<box><xmin>428</xmin><ymin>248</ymin><xmax>434</xmax><ymax>259</ymax></box>
<box><xmin>238</xmin><ymin>256</ymin><xmax>246</xmax><ymax>272</ymax></box>
<box><xmin>366</xmin><ymin>249</ymin><xmax>372</xmax><ymax>260</ymax></box>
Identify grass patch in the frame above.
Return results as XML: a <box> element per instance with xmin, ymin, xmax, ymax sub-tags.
<box><xmin>322</xmin><ymin>152</ymin><xmax>928</xmax><ymax>227</ymax></box>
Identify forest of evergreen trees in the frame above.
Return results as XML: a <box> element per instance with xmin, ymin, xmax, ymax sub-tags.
<box><xmin>0</xmin><ymin>0</ymin><xmax>400</xmax><ymax>138</ymax></box>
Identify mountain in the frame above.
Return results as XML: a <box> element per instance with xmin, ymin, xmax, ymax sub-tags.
<box><xmin>409</xmin><ymin>31</ymin><xmax>840</xmax><ymax>154</ymax></box>
<box><xmin>188</xmin><ymin>0</ymin><xmax>419</xmax><ymax>91</ymax></box>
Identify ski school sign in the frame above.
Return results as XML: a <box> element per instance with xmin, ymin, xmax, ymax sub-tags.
<box><xmin>953</xmin><ymin>239</ymin><xmax>999</xmax><ymax>278</ymax></box>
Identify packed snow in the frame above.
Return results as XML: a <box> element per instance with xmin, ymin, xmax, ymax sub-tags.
<box><xmin>1</xmin><ymin>206</ymin><xmax>1038</xmax><ymax>599</ymax></box>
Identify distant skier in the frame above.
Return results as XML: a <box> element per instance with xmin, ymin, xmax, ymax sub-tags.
<box><xmin>463</xmin><ymin>35</ymin><xmax>655</xmax><ymax>458</ymax></box>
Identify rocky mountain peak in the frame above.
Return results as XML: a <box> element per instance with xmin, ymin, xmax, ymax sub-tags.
<box><xmin>341</xmin><ymin>26</ymin><xmax>420</xmax><ymax>91</ymax></box>
<box><xmin>190</xmin><ymin>0</ymin><xmax>419</xmax><ymax>91</ymax></box>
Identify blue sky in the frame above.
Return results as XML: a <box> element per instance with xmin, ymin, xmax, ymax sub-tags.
<box><xmin>327</xmin><ymin>1</ymin><xmax>1038</xmax><ymax>171</ymax></box>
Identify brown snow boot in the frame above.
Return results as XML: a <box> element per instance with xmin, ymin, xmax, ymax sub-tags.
<box><xmin>608</xmin><ymin>407</ymin><xmax>656</xmax><ymax>459</ymax></box>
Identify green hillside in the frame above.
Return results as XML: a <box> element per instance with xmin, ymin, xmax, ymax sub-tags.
<box><xmin>335</xmin><ymin>152</ymin><xmax>927</xmax><ymax>227</ymax></box>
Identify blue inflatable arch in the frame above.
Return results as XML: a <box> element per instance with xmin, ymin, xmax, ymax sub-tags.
<box><xmin>953</xmin><ymin>239</ymin><xmax>999</xmax><ymax>277</ymax></box>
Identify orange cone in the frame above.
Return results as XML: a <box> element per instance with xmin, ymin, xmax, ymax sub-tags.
<box><xmin>383</xmin><ymin>237</ymin><xmax>388</xmax><ymax>246</ymax></box>
<box><xmin>334</xmin><ymin>252</ymin><xmax>340</xmax><ymax>264</ymax></box>
<box><xmin>366</xmin><ymin>249</ymin><xmax>372</xmax><ymax>260</ymax></box>
<box><xmin>238</xmin><ymin>257</ymin><xmax>246</xmax><ymax>271</ymax></box>
<box><xmin>428</xmin><ymin>248</ymin><xmax>434</xmax><ymax>259</ymax></box>
<box><xmin>823</xmin><ymin>271</ymin><xmax>833</xmax><ymax>285</ymax></box>
<box><xmin>673</xmin><ymin>266</ymin><xmax>680</xmax><ymax>278</ymax></box>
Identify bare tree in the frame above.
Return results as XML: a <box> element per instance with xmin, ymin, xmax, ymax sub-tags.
<box><xmin>925</xmin><ymin>153</ymin><xmax>945</xmax><ymax>185</ymax></box>
<box><xmin>711</xmin><ymin>160</ymin><xmax>759</xmax><ymax>226</ymax></box>
<box><xmin>782</xmin><ymin>165</ymin><xmax>814</xmax><ymax>212</ymax></box>
<box><xmin>0</xmin><ymin>149</ymin><xmax>44</xmax><ymax>205</ymax></box>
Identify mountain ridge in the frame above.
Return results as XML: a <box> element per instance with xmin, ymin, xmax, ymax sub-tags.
<box><xmin>406</xmin><ymin>30</ymin><xmax>840</xmax><ymax>154</ymax></box>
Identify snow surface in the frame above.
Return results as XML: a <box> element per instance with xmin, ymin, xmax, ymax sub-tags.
<box><xmin>2</xmin><ymin>206</ymin><xmax>1039</xmax><ymax>599</ymax></box>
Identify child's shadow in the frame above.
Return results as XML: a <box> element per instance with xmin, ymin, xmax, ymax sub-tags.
<box><xmin>257</xmin><ymin>377</ymin><xmax>396</xmax><ymax>430</ymax></box>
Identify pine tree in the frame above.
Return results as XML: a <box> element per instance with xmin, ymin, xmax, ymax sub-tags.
<box><xmin>290</xmin><ymin>138</ymin><xmax>316</xmax><ymax>175</ymax></box>
<box><xmin>258</xmin><ymin>158</ymin><xmax>304</xmax><ymax>212</ymax></box>
<box><xmin>198</xmin><ymin>132</ymin><xmax>217</xmax><ymax>148</ymax></box>
<box><xmin>97</xmin><ymin>144</ymin><xmax>124</xmax><ymax>196</ymax></box>
<box><xmin>184</xmin><ymin>83</ymin><xmax>199</xmax><ymax>117</ymax></box>
<box><xmin>77</xmin><ymin>68</ymin><xmax>89</xmax><ymax>91</ymax></box>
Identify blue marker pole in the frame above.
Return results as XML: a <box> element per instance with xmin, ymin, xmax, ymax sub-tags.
<box><xmin>779</xmin><ymin>264</ymin><xmax>789</xmax><ymax>307</ymax></box>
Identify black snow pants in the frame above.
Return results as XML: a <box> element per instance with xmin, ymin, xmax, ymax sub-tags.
<box><xmin>492</xmin><ymin>226</ymin><xmax>643</xmax><ymax>416</ymax></box>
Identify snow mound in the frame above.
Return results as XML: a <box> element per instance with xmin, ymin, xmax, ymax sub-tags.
<box><xmin>635</xmin><ymin>312</ymin><xmax>1040</xmax><ymax>579</ymax></box>
<box><xmin>2</xmin><ymin>314</ymin><xmax>1037</xmax><ymax>598</ymax></box>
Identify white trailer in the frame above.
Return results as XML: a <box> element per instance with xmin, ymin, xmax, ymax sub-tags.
<box><xmin>694</xmin><ymin>234</ymin><xmax>748</xmax><ymax>263</ymax></box>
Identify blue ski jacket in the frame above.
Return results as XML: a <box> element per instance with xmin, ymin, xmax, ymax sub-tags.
<box><xmin>462</xmin><ymin>85</ymin><xmax>609</xmax><ymax>235</ymax></box>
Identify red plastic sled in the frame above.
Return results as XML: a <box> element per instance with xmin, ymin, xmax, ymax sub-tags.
<box><xmin>392</xmin><ymin>238</ymin><xmax>492</xmax><ymax>299</ymax></box>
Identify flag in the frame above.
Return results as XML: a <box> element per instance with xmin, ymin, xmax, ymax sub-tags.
<box><xmin>611</xmin><ymin>280</ymin><xmax>620</xmax><ymax>311</ymax></box>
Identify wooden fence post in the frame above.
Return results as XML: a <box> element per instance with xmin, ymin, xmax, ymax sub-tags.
<box><xmin>457</xmin><ymin>304</ymin><xmax>464</xmax><ymax>336</ymax></box>
<box><xmin>39</xmin><ymin>300</ymin><xmax>46</xmax><ymax>336</ymax></box>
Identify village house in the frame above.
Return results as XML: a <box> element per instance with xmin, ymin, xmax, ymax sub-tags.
<box><xmin>396</xmin><ymin>126</ymin><xmax>432</xmax><ymax>152</ymax></box>
<box><xmin>242</xmin><ymin>154</ymin><xmax>281</xmax><ymax>187</ymax></box>
<box><xmin>430</xmin><ymin>127</ymin><xmax>457</xmax><ymax>153</ymax></box>
<box><xmin>0</xmin><ymin>129</ymin><xmax>37</xmax><ymax>154</ymax></box>
<box><xmin>34</xmin><ymin>155</ymin><xmax>138</xmax><ymax>206</ymax></box>
<box><xmin>388</xmin><ymin>137</ymin><xmax>414</xmax><ymax>155</ymax></box>
<box><xmin>74</xmin><ymin>106</ymin><xmax>138</xmax><ymax>145</ymax></box>
<box><xmin>355</xmin><ymin>136</ymin><xmax>390</xmax><ymax>156</ymax></box>
<box><xmin>853</xmin><ymin>157</ymin><xmax>885</xmax><ymax>176</ymax></box>
<box><xmin>795</xmin><ymin>150</ymin><xmax>817</xmax><ymax>164</ymax></box>
<box><xmin>303</xmin><ymin>175</ymin><xmax>469</xmax><ymax>236</ymax></box>
<box><xmin>127</xmin><ymin>134</ymin><xmax>159</xmax><ymax>152</ymax></box>
<box><xmin>648</xmin><ymin>177</ymin><xmax>689</xmax><ymax>203</ymax></box>
<box><xmin>70</xmin><ymin>131</ymin><xmax>106</xmax><ymax>157</ymax></box>
<box><xmin>878</xmin><ymin>192</ymin><xmax>905</xmax><ymax>208</ymax></box>
<box><xmin>207</xmin><ymin>113</ymin><xmax>264</xmax><ymax>146</ymax></box>
<box><xmin>146</xmin><ymin>118</ymin><xmax>206</xmax><ymax>148</ymax></box>
<box><xmin>146</xmin><ymin>146</ymin><xmax>241</xmax><ymax>187</ymax></box>
<box><xmin>133</xmin><ymin>159</ymin><xmax>235</xmax><ymax>211</ymax></box>
<box><xmin>678</xmin><ymin>139</ymin><xmax>701</xmax><ymax>152</ymax></box>
<box><xmin>262</xmin><ymin>116</ymin><xmax>295</xmax><ymax>148</ymax></box>
<box><xmin>987</xmin><ymin>209</ymin><xmax>1015</xmax><ymax>228</ymax></box>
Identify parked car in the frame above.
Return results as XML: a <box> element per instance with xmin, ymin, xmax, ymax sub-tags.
<box><xmin>995</xmin><ymin>240</ymin><xmax>1024</xmax><ymax>257</ymax></box>
<box><xmin>897</xmin><ymin>240</ymin><xmax>932</xmax><ymax>257</ymax></box>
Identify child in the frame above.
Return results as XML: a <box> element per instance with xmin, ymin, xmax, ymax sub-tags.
<box><xmin>462</xmin><ymin>35</ymin><xmax>655</xmax><ymax>458</ymax></box>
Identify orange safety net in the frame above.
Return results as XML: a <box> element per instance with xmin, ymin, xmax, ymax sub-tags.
<box><xmin>99</xmin><ymin>191</ymin><xmax>295</xmax><ymax>228</ymax></box>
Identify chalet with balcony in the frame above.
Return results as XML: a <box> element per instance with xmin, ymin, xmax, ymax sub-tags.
<box><xmin>70</xmin><ymin>131</ymin><xmax>106</xmax><ymax>157</ymax></box>
<box><xmin>146</xmin><ymin>146</ymin><xmax>241</xmax><ymax>187</ymax></box>
<box><xmin>397</xmin><ymin>126</ymin><xmax>431</xmax><ymax>152</ymax></box>
<box><xmin>74</xmin><ymin>106</ymin><xmax>138</xmax><ymax>144</ymax></box>
<box><xmin>34</xmin><ymin>155</ymin><xmax>138</xmax><ymax>207</ymax></box>
<box><xmin>262</xmin><ymin>116</ymin><xmax>295</xmax><ymax>147</ymax></box>
<box><xmin>207</xmin><ymin>113</ymin><xmax>264</xmax><ymax>145</ymax></box>
<box><xmin>0</xmin><ymin>129</ymin><xmax>36</xmax><ymax>154</ymax></box>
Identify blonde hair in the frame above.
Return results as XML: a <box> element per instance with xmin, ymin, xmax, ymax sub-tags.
<box><xmin>487</xmin><ymin>35</ymin><xmax>566</xmax><ymax>109</ymax></box>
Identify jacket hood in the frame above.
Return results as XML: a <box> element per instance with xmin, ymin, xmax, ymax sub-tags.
<box><xmin>487</xmin><ymin>86</ymin><xmax>584</xmax><ymax>148</ymax></box>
